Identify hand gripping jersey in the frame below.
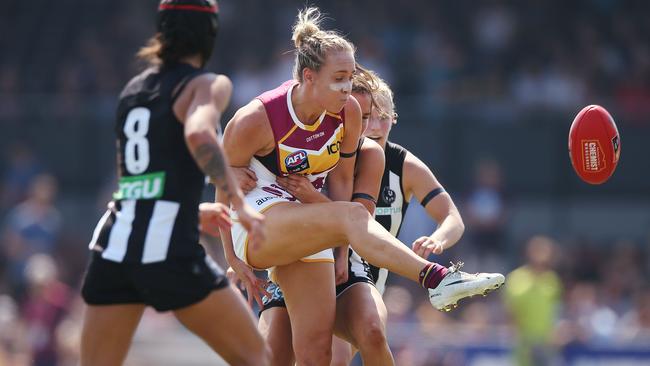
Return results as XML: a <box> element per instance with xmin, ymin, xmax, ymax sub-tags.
<box><xmin>262</xmin><ymin>140</ymin><xmax>410</xmax><ymax>308</ymax></box>
<box><xmin>231</xmin><ymin>80</ymin><xmax>346</xmax><ymax>267</ymax></box>
<box><xmin>89</xmin><ymin>63</ymin><xmax>210</xmax><ymax>264</ymax></box>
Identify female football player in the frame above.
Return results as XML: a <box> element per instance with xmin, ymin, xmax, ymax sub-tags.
<box><xmin>220</xmin><ymin>7</ymin><xmax>503</xmax><ymax>365</ymax></box>
<box><xmin>80</xmin><ymin>1</ymin><xmax>268</xmax><ymax>365</ymax></box>
<box><xmin>253</xmin><ymin>65</ymin><xmax>394</xmax><ymax>365</ymax></box>
<box><xmin>248</xmin><ymin>69</ymin><xmax>480</xmax><ymax>366</ymax></box>
<box><xmin>331</xmin><ymin>75</ymin><xmax>474</xmax><ymax>365</ymax></box>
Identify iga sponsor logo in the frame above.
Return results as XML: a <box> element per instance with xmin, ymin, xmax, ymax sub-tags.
<box><xmin>285</xmin><ymin>150</ymin><xmax>310</xmax><ymax>173</ymax></box>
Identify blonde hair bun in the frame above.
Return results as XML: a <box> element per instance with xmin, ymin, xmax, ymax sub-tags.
<box><xmin>292</xmin><ymin>7</ymin><xmax>322</xmax><ymax>48</ymax></box>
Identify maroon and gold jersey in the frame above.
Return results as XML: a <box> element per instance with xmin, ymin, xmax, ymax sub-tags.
<box><xmin>254</xmin><ymin>80</ymin><xmax>345</xmax><ymax>185</ymax></box>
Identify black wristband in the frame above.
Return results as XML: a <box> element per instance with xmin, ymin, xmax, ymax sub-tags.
<box><xmin>351</xmin><ymin>192</ymin><xmax>377</xmax><ymax>204</ymax></box>
<box><xmin>339</xmin><ymin>150</ymin><xmax>357</xmax><ymax>158</ymax></box>
<box><xmin>420</xmin><ymin>187</ymin><xmax>445</xmax><ymax>207</ymax></box>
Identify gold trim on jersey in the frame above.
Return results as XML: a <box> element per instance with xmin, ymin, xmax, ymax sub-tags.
<box><xmin>300</xmin><ymin>258</ymin><xmax>335</xmax><ymax>263</ymax></box>
<box><xmin>325</xmin><ymin>112</ymin><xmax>343</xmax><ymax>120</ymax></box>
<box><xmin>300</xmin><ymin>116</ymin><xmax>324</xmax><ymax>132</ymax></box>
<box><xmin>278</xmin><ymin>125</ymin><xmax>299</xmax><ymax>145</ymax></box>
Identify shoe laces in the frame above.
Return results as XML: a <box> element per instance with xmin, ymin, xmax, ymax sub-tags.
<box><xmin>448</xmin><ymin>261</ymin><xmax>464</xmax><ymax>272</ymax></box>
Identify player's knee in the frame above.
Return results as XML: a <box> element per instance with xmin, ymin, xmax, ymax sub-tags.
<box><xmin>330</xmin><ymin>349</ymin><xmax>352</xmax><ymax>366</ymax></box>
<box><xmin>238</xmin><ymin>343</ymin><xmax>271</xmax><ymax>366</ymax></box>
<box><xmin>268</xmin><ymin>339</ymin><xmax>293</xmax><ymax>365</ymax></box>
<box><xmin>294</xmin><ymin>332</ymin><xmax>332</xmax><ymax>366</ymax></box>
<box><xmin>344</xmin><ymin>202</ymin><xmax>371</xmax><ymax>225</ymax></box>
<box><xmin>356</xmin><ymin>320</ymin><xmax>388</xmax><ymax>352</ymax></box>
<box><xmin>294</xmin><ymin>349</ymin><xmax>332</xmax><ymax>366</ymax></box>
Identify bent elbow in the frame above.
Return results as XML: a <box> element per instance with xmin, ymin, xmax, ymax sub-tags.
<box><xmin>185</xmin><ymin>129</ymin><xmax>215</xmax><ymax>150</ymax></box>
<box><xmin>456</xmin><ymin>215</ymin><xmax>466</xmax><ymax>235</ymax></box>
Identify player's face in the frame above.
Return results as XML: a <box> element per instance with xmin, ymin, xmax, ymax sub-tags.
<box><xmin>364</xmin><ymin>102</ymin><xmax>394</xmax><ymax>148</ymax></box>
<box><xmin>313</xmin><ymin>50</ymin><xmax>355</xmax><ymax>113</ymax></box>
<box><xmin>352</xmin><ymin>91</ymin><xmax>372</xmax><ymax>134</ymax></box>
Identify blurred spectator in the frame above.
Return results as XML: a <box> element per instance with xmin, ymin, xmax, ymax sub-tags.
<box><xmin>556</xmin><ymin>282</ymin><xmax>600</xmax><ymax>347</ymax></box>
<box><xmin>2</xmin><ymin>174</ymin><xmax>62</xmax><ymax>301</ymax></box>
<box><xmin>472</xmin><ymin>2</ymin><xmax>516</xmax><ymax>57</ymax></box>
<box><xmin>0</xmin><ymin>143</ymin><xmax>44</xmax><ymax>213</ymax></box>
<box><xmin>21</xmin><ymin>254</ymin><xmax>72</xmax><ymax>366</ymax></box>
<box><xmin>0</xmin><ymin>294</ymin><xmax>29</xmax><ymax>366</ymax></box>
<box><xmin>0</xmin><ymin>66</ymin><xmax>23</xmax><ymax>124</ymax></box>
<box><xmin>384</xmin><ymin>285</ymin><xmax>416</xmax><ymax>324</ymax></box>
<box><xmin>463</xmin><ymin>158</ymin><xmax>508</xmax><ymax>258</ymax></box>
<box><xmin>3</xmin><ymin>0</ymin><xmax>649</xmax><ymax>113</ymax></box>
<box><xmin>54</xmin><ymin>297</ymin><xmax>85</xmax><ymax>366</ymax></box>
<box><xmin>504</xmin><ymin>235</ymin><xmax>562</xmax><ymax>366</ymax></box>
<box><xmin>620</xmin><ymin>288</ymin><xmax>650</xmax><ymax>342</ymax></box>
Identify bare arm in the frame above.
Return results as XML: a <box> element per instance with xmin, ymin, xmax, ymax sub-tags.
<box><xmin>182</xmin><ymin>75</ymin><xmax>246</xmax><ymax>209</ymax></box>
<box><xmin>326</xmin><ymin>95</ymin><xmax>363</xmax><ymax>203</ymax></box>
<box><xmin>403</xmin><ymin>151</ymin><xmax>465</xmax><ymax>257</ymax></box>
<box><xmin>216</xmin><ymin>102</ymin><xmax>275</xmax><ymax>307</ymax></box>
<box><xmin>351</xmin><ymin>138</ymin><xmax>384</xmax><ymax>215</ymax></box>
<box><xmin>181</xmin><ymin>77</ymin><xmax>265</xmax><ymax>253</ymax></box>
<box><xmin>221</xmin><ymin>100</ymin><xmax>275</xmax><ymax>168</ymax></box>
<box><xmin>326</xmin><ymin>96</ymin><xmax>362</xmax><ymax>283</ymax></box>
<box><xmin>216</xmin><ymin>189</ymin><xmax>241</xmax><ymax>266</ymax></box>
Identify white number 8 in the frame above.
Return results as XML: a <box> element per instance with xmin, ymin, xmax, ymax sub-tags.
<box><xmin>124</xmin><ymin>107</ymin><xmax>151</xmax><ymax>174</ymax></box>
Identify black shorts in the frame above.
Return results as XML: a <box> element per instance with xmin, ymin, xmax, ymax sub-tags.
<box><xmin>260</xmin><ymin>281</ymin><xmax>286</xmax><ymax>314</ymax></box>
<box><xmin>259</xmin><ymin>250</ymin><xmax>374</xmax><ymax>314</ymax></box>
<box><xmin>81</xmin><ymin>251</ymin><xmax>229</xmax><ymax>312</ymax></box>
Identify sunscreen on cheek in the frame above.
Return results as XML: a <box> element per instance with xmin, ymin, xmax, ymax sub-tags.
<box><xmin>329</xmin><ymin>80</ymin><xmax>352</xmax><ymax>93</ymax></box>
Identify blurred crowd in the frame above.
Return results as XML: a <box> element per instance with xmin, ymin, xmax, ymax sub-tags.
<box><xmin>1</xmin><ymin>0</ymin><xmax>649</xmax><ymax>365</ymax></box>
<box><xmin>1</xmin><ymin>0</ymin><xmax>650</xmax><ymax>121</ymax></box>
<box><xmin>1</xmin><ymin>143</ymin><xmax>649</xmax><ymax>365</ymax></box>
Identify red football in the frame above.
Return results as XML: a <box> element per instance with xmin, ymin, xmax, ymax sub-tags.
<box><xmin>568</xmin><ymin>105</ymin><xmax>621</xmax><ymax>185</ymax></box>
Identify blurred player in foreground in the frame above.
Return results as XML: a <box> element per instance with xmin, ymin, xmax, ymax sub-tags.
<box><xmin>79</xmin><ymin>1</ymin><xmax>268</xmax><ymax>365</ymax></box>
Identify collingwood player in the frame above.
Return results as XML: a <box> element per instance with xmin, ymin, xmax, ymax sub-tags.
<box><xmin>366</xmin><ymin>80</ymin><xmax>466</xmax><ymax>295</ymax></box>
<box><xmin>79</xmin><ymin>1</ymin><xmax>268</xmax><ymax>365</ymax></box>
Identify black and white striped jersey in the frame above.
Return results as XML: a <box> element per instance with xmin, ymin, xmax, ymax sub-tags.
<box><xmin>370</xmin><ymin>141</ymin><xmax>409</xmax><ymax>293</ymax></box>
<box><xmin>89</xmin><ymin>63</ymin><xmax>210</xmax><ymax>264</ymax></box>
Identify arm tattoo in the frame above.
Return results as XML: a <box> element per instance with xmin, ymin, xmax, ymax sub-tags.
<box><xmin>192</xmin><ymin>143</ymin><xmax>233</xmax><ymax>199</ymax></box>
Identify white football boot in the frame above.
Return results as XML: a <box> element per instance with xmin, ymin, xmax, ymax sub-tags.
<box><xmin>428</xmin><ymin>262</ymin><xmax>505</xmax><ymax>312</ymax></box>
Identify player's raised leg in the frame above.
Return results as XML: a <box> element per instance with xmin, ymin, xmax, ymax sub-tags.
<box><xmin>249</xmin><ymin>201</ymin><xmax>504</xmax><ymax>311</ymax></box>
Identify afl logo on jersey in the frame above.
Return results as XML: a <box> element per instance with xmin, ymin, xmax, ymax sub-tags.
<box><xmin>382</xmin><ymin>186</ymin><xmax>396</xmax><ymax>204</ymax></box>
<box><xmin>285</xmin><ymin>150</ymin><xmax>310</xmax><ymax>173</ymax></box>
